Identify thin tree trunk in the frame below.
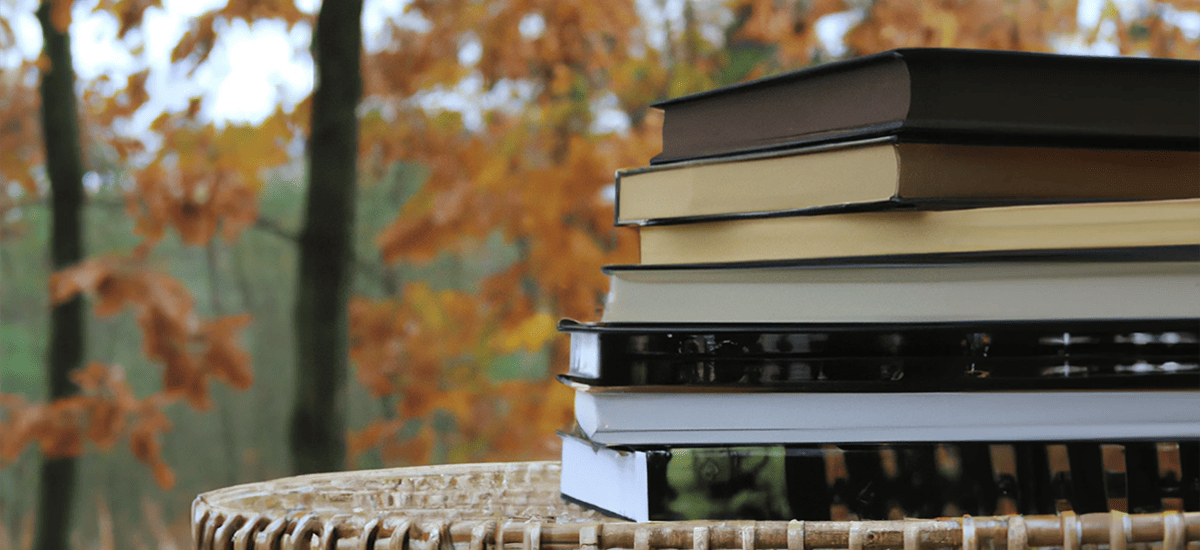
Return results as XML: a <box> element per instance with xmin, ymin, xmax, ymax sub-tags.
<box><xmin>289</xmin><ymin>0</ymin><xmax>363</xmax><ymax>475</ymax></box>
<box><xmin>34</xmin><ymin>3</ymin><xmax>86</xmax><ymax>550</ymax></box>
<box><xmin>206</xmin><ymin>241</ymin><xmax>245</xmax><ymax>484</ymax></box>
<box><xmin>206</xmin><ymin>240</ymin><xmax>225</xmax><ymax>315</ymax></box>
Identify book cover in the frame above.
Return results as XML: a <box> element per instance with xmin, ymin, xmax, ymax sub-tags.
<box><xmin>559</xmin><ymin>433</ymin><xmax>1200</xmax><ymax>521</ymax></box>
<box><xmin>636</xmin><ymin>199</ymin><xmax>1200</xmax><ymax>265</ymax></box>
<box><xmin>571</xmin><ymin>387</ymin><xmax>1200</xmax><ymax>445</ymax></box>
<box><xmin>597</xmin><ymin>257</ymin><xmax>1200</xmax><ymax>323</ymax></box>
<box><xmin>560</xmin><ymin>318</ymin><xmax>1200</xmax><ymax>392</ymax></box>
<box><xmin>652</xmin><ymin>48</ymin><xmax>1199</xmax><ymax>164</ymax></box>
<box><xmin>618</xmin><ymin>139</ymin><xmax>1199</xmax><ymax>226</ymax></box>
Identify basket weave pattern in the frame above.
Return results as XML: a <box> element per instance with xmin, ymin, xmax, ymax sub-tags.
<box><xmin>191</xmin><ymin>461</ymin><xmax>1199</xmax><ymax>550</ymax></box>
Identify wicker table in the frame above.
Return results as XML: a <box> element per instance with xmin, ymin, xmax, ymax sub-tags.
<box><xmin>191</xmin><ymin>461</ymin><xmax>1199</xmax><ymax>550</ymax></box>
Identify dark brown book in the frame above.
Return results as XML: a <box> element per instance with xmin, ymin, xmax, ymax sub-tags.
<box><xmin>652</xmin><ymin>48</ymin><xmax>1200</xmax><ymax>164</ymax></box>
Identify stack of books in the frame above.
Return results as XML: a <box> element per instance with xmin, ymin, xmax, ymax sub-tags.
<box><xmin>556</xmin><ymin>48</ymin><xmax>1200</xmax><ymax>522</ymax></box>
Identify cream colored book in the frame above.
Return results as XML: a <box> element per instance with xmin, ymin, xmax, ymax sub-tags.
<box><xmin>637</xmin><ymin>199</ymin><xmax>1200</xmax><ymax>265</ymax></box>
<box><xmin>616</xmin><ymin>139</ymin><xmax>1200</xmax><ymax>225</ymax></box>
<box><xmin>600</xmin><ymin>260</ymin><xmax>1200</xmax><ymax>323</ymax></box>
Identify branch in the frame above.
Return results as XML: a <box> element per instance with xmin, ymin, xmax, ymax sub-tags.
<box><xmin>255</xmin><ymin>216</ymin><xmax>394</xmax><ymax>291</ymax></box>
<box><xmin>0</xmin><ymin>196</ymin><xmax>47</xmax><ymax>215</ymax></box>
<box><xmin>85</xmin><ymin>195</ymin><xmax>303</xmax><ymax>244</ymax></box>
<box><xmin>230</xmin><ymin>243</ymin><xmax>257</xmax><ymax>311</ymax></box>
<box><xmin>253</xmin><ymin>217</ymin><xmax>299</xmax><ymax>242</ymax></box>
<box><xmin>205</xmin><ymin>239</ymin><xmax>225</xmax><ymax>316</ymax></box>
<box><xmin>75</xmin><ymin>193</ymin><xmax>402</xmax><ymax>296</ymax></box>
<box><xmin>86</xmin><ymin>196</ymin><xmax>125</xmax><ymax>209</ymax></box>
<box><xmin>85</xmin><ymin>196</ymin><xmax>303</xmax><ymax>247</ymax></box>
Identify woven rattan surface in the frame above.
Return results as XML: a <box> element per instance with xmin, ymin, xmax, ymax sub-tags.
<box><xmin>191</xmin><ymin>461</ymin><xmax>1199</xmax><ymax>550</ymax></box>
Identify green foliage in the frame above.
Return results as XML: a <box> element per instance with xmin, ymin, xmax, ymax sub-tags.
<box><xmin>0</xmin><ymin>172</ymin><xmax>386</xmax><ymax>547</ymax></box>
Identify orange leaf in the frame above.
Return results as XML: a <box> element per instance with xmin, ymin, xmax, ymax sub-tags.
<box><xmin>347</xmin><ymin>420</ymin><xmax>394</xmax><ymax>459</ymax></box>
<box><xmin>202</xmin><ymin>338</ymin><xmax>253</xmax><ymax>389</ymax></box>
<box><xmin>40</xmin><ymin>401</ymin><xmax>86</xmax><ymax>459</ymax></box>
<box><xmin>69</xmin><ymin>361</ymin><xmax>110</xmax><ymax>392</ymax></box>
<box><xmin>389</xmin><ymin>425</ymin><xmax>434</xmax><ymax>465</ymax></box>
<box><xmin>399</xmin><ymin>387</ymin><xmax>432</xmax><ymax>419</ymax></box>
<box><xmin>170</xmin><ymin>12</ymin><xmax>216</xmax><ymax>66</ymax></box>
<box><xmin>49</xmin><ymin>258</ymin><xmax>113</xmax><ymax>305</ymax></box>
<box><xmin>93</xmin><ymin>274</ymin><xmax>140</xmax><ymax>317</ymax></box>
<box><xmin>128</xmin><ymin>421</ymin><xmax>159</xmax><ymax>464</ymax></box>
<box><xmin>492</xmin><ymin>312</ymin><xmax>556</xmax><ymax>353</ymax></box>
<box><xmin>85</xmin><ymin>400</ymin><xmax>125</xmax><ymax>450</ymax></box>
<box><xmin>430</xmin><ymin>390</ymin><xmax>474</xmax><ymax>426</ymax></box>
<box><xmin>151</xmin><ymin>461</ymin><xmax>175</xmax><ymax>489</ymax></box>
<box><xmin>50</xmin><ymin>0</ymin><xmax>72</xmax><ymax>33</ymax></box>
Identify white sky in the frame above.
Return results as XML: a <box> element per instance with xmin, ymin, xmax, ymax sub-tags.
<box><xmin>2</xmin><ymin>0</ymin><xmax>1197</xmax><ymax>129</ymax></box>
<box><xmin>1</xmin><ymin>0</ymin><xmax>405</xmax><ymax>125</ymax></box>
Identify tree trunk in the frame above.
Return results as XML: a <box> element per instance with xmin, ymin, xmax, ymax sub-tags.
<box><xmin>289</xmin><ymin>0</ymin><xmax>363</xmax><ymax>475</ymax></box>
<box><xmin>34</xmin><ymin>3</ymin><xmax>86</xmax><ymax>550</ymax></box>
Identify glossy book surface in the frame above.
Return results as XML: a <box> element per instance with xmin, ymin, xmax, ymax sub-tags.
<box><xmin>560</xmin><ymin>433</ymin><xmax>1200</xmax><ymax>521</ymax></box>
<box><xmin>562</xmin><ymin>319</ymin><xmax>1199</xmax><ymax>392</ymax></box>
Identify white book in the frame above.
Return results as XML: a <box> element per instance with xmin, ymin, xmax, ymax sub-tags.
<box><xmin>573</xmin><ymin>389</ymin><xmax>1200</xmax><ymax>446</ymax></box>
<box><xmin>560</xmin><ymin>434</ymin><xmax>650</xmax><ymax>521</ymax></box>
<box><xmin>600</xmin><ymin>260</ymin><xmax>1200</xmax><ymax>323</ymax></box>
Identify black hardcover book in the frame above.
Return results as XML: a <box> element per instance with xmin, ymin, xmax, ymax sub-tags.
<box><xmin>560</xmin><ymin>319</ymin><xmax>1200</xmax><ymax>392</ymax></box>
<box><xmin>651</xmin><ymin>48</ymin><xmax>1199</xmax><ymax>164</ymax></box>
<box><xmin>561</xmin><ymin>433</ymin><xmax>1200</xmax><ymax>522</ymax></box>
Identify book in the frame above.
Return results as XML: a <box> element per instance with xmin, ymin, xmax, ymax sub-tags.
<box><xmin>651</xmin><ymin>48</ymin><xmax>1200</xmax><ymax>164</ymax></box>
<box><xmin>559</xmin><ymin>433</ymin><xmax>1200</xmax><ymax>521</ymax></box>
<box><xmin>636</xmin><ymin>199</ymin><xmax>1200</xmax><ymax>266</ymax></box>
<box><xmin>617</xmin><ymin>139</ymin><xmax>1200</xmax><ymax>225</ymax></box>
<box><xmin>559</xmin><ymin>318</ymin><xmax>1200</xmax><ymax>392</ymax></box>
<box><xmin>597</xmin><ymin>256</ymin><xmax>1200</xmax><ymax>323</ymax></box>
<box><xmin>570</xmin><ymin>386</ymin><xmax>1200</xmax><ymax>445</ymax></box>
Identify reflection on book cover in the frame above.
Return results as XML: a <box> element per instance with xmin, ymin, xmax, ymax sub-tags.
<box><xmin>632</xmin><ymin>440</ymin><xmax>1198</xmax><ymax>521</ymax></box>
<box><xmin>564</xmin><ymin>319</ymin><xmax>1199</xmax><ymax>392</ymax></box>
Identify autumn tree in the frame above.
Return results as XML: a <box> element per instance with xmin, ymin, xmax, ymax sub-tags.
<box><xmin>341</xmin><ymin>0</ymin><xmax>1198</xmax><ymax>468</ymax></box>
<box><xmin>1</xmin><ymin>0</ymin><xmax>298</xmax><ymax>544</ymax></box>
<box><xmin>727</xmin><ymin>0</ymin><xmax>1200</xmax><ymax>64</ymax></box>
<box><xmin>340</xmin><ymin>0</ymin><xmax>737</xmax><ymax>465</ymax></box>
<box><xmin>32</xmin><ymin>2</ymin><xmax>87</xmax><ymax>549</ymax></box>
<box><xmin>290</xmin><ymin>0</ymin><xmax>364</xmax><ymax>475</ymax></box>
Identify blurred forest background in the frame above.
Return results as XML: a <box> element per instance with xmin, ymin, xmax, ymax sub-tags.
<box><xmin>0</xmin><ymin>0</ymin><xmax>1197</xmax><ymax>548</ymax></box>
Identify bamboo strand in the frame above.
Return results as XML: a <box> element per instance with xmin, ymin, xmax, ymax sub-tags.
<box><xmin>212</xmin><ymin>514</ymin><xmax>245</xmax><ymax>550</ymax></box>
<box><xmin>193</xmin><ymin>509</ymin><xmax>1200</xmax><ymax>550</ymax></box>
<box><xmin>289</xmin><ymin>514</ymin><xmax>321</xmax><ymax>550</ymax></box>
<box><xmin>359</xmin><ymin>519</ymin><xmax>383</xmax><ymax>550</ymax></box>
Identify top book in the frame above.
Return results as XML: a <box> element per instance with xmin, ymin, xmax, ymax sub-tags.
<box><xmin>651</xmin><ymin>48</ymin><xmax>1200</xmax><ymax>164</ymax></box>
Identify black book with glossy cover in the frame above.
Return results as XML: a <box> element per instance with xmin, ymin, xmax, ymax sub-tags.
<box><xmin>559</xmin><ymin>318</ymin><xmax>1200</xmax><ymax>392</ymax></box>
<box><xmin>651</xmin><ymin>48</ymin><xmax>1200</xmax><ymax>164</ymax></box>
<box><xmin>560</xmin><ymin>433</ymin><xmax>1200</xmax><ymax>522</ymax></box>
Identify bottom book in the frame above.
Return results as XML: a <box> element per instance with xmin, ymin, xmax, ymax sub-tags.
<box><xmin>559</xmin><ymin>433</ymin><xmax>1200</xmax><ymax>522</ymax></box>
